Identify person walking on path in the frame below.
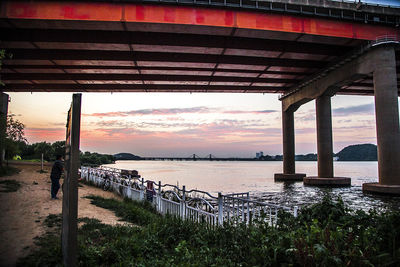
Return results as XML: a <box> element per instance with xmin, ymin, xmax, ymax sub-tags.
<box><xmin>50</xmin><ymin>155</ymin><xmax>64</xmax><ymax>199</ymax></box>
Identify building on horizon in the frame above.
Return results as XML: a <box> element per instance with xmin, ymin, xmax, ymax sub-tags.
<box><xmin>256</xmin><ymin>151</ymin><xmax>264</xmax><ymax>159</ymax></box>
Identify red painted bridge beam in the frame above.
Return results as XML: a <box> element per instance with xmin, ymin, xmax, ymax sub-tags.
<box><xmin>0</xmin><ymin>28</ymin><xmax>349</xmax><ymax>56</ymax></box>
<box><xmin>1</xmin><ymin>1</ymin><xmax>398</xmax><ymax>40</ymax></box>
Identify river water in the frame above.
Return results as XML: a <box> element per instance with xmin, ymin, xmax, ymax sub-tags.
<box><xmin>104</xmin><ymin>160</ymin><xmax>400</xmax><ymax>211</ymax></box>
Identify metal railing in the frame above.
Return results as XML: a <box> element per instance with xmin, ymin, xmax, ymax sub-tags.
<box><xmin>279</xmin><ymin>34</ymin><xmax>400</xmax><ymax>100</ymax></box>
<box><xmin>371</xmin><ymin>34</ymin><xmax>400</xmax><ymax>47</ymax></box>
<box><xmin>119</xmin><ymin>0</ymin><xmax>400</xmax><ymax>26</ymax></box>
<box><xmin>81</xmin><ymin>166</ymin><xmax>298</xmax><ymax>226</ymax></box>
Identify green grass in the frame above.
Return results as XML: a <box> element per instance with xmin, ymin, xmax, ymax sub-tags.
<box><xmin>20</xmin><ymin>159</ymin><xmax>43</xmax><ymax>163</ymax></box>
<box><xmin>0</xmin><ymin>179</ymin><xmax>21</xmax><ymax>192</ymax></box>
<box><xmin>17</xmin><ymin>227</ymin><xmax>63</xmax><ymax>267</ymax></box>
<box><xmin>0</xmin><ymin>166</ymin><xmax>20</xmax><ymax>177</ymax></box>
<box><xmin>84</xmin><ymin>195</ymin><xmax>159</xmax><ymax>226</ymax></box>
<box><xmin>18</xmin><ymin>194</ymin><xmax>400</xmax><ymax>266</ymax></box>
<box><xmin>44</xmin><ymin>214</ymin><xmax>63</xmax><ymax>228</ymax></box>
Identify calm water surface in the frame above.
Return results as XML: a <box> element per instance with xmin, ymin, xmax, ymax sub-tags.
<box><xmin>104</xmin><ymin>161</ymin><xmax>400</xmax><ymax>211</ymax></box>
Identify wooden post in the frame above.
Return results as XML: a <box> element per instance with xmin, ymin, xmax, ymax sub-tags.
<box><xmin>41</xmin><ymin>153</ymin><xmax>44</xmax><ymax>172</ymax></box>
<box><xmin>62</xmin><ymin>94</ymin><xmax>81</xmax><ymax>267</ymax></box>
<box><xmin>0</xmin><ymin>93</ymin><xmax>9</xmax><ymax>168</ymax></box>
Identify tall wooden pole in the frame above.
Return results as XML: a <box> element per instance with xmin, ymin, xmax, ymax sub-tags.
<box><xmin>0</xmin><ymin>93</ymin><xmax>9</xmax><ymax>168</ymax></box>
<box><xmin>62</xmin><ymin>94</ymin><xmax>81</xmax><ymax>267</ymax></box>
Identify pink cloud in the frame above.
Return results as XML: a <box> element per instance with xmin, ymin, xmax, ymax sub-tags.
<box><xmin>223</xmin><ymin>110</ymin><xmax>277</xmax><ymax>114</ymax></box>
<box><xmin>25</xmin><ymin>127</ymin><xmax>65</xmax><ymax>143</ymax></box>
<box><xmin>84</xmin><ymin>107</ymin><xmax>213</xmax><ymax>117</ymax></box>
<box><xmin>83</xmin><ymin>107</ymin><xmax>278</xmax><ymax>118</ymax></box>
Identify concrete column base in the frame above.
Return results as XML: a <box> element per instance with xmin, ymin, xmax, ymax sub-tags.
<box><xmin>304</xmin><ymin>176</ymin><xmax>351</xmax><ymax>186</ymax></box>
<box><xmin>274</xmin><ymin>173</ymin><xmax>306</xmax><ymax>182</ymax></box>
<box><xmin>363</xmin><ymin>183</ymin><xmax>400</xmax><ymax>196</ymax></box>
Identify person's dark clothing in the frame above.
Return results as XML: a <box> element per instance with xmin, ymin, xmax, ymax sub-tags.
<box><xmin>51</xmin><ymin>160</ymin><xmax>63</xmax><ymax>179</ymax></box>
<box><xmin>51</xmin><ymin>177</ymin><xmax>60</xmax><ymax>199</ymax></box>
<box><xmin>50</xmin><ymin>160</ymin><xmax>63</xmax><ymax>199</ymax></box>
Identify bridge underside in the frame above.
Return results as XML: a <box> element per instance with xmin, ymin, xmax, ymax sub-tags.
<box><xmin>1</xmin><ymin>1</ymin><xmax>400</xmax><ymax>194</ymax></box>
<box><xmin>1</xmin><ymin>2</ymin><xmax>399</xmax><ymax>95</ymax></box>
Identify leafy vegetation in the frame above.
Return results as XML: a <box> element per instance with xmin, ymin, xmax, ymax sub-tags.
<box><xmin>80</xmin><ymin>151</ymin><xmax>114</xmax><ymax>167</ymax></box>
<box><xmin>2</xmin><ymin>114</ymin><xmax>114</xmax><ymax>166</ymax></box>
<box><xmin>44</xmin><ymin>213</ymin><xmax>63</xmax><ymax>228</ymax></box>
<box><xmin>18</xmin><ymin>194</ymin><xmax>400</xmax><ymax>266</ymax></box>
<box><xmin>4</xmin><ymin>115</ymin><xmax>27</xmax><ymax>162</ymax></box>
<box><xmin>13</xmin><ymin>140</ymin><xmax>113</xmax><ymax>166</ymax></box>
<box><xmin>337</xmin><ymin>143</ymin><xmax>377</xmax><ymax>161</ymax></box>
<box><xmin>114</xmin><ymin>152</ymin><xmax>142</xmax><ymax>160</ymax></box>
<box><xmin>295</xmin><ymin>153</ymin><xmax>318</xmax><ymax>161</ymax></box>
<box><xmin>84</xmin><ymin>195</ymin><xmax>158</xmax><ymax>226</ymax></box>
<box><xmin>0</xmin><ymin>179</ymin><xmax>21</xmax><ymax>192</ymax></box>
<box><xmin>7</xmin><ymin>137</ymin><xmax>113</xmax><ymax>166</ymax></box>
<box><xmin>258</xmin><ymin>144</ymin><xmax>377</xmax><ymax>162</ymax></box>
<box><xmin>257</xmin><ymin>154</ymin><xmax>318</xmax><ymax>161</ymax></box>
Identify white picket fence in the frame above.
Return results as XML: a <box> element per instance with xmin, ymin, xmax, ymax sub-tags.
<box><xmin>81</xmin><ymin>166</ymin><xmax>298</xmax><ymax>226</ymax></box>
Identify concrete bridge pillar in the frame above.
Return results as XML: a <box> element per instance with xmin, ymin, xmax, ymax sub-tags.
<box><xmin>304</xmin><ymin>95</ymin><xmax>350</xmax><ymax>186</ymax></box>
<box><xmin>316</xmin><ymin>95</ymin><xmax>334</xmax><ymax>178</ymax></box>
<box><xmin>363</xmin><ymin>46</ymin><xmax>400</xmax><ymax>195</ymax></box>
<box><xmin>274</xmin><ymin>104</ymin><xmax>305</xmax><ymax>181</ymax></box>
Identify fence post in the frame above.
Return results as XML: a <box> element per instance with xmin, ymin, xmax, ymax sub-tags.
<box><xmin>218</xmin><ymin>192</ymin><xmax>223</xmax><ymax>226</ymax></box>
<box><xmin>293</xmin><ymin>206</ymin><xmax>298</xmax><ymax>218</ymax></box>
<box><xmin>127</xmin><ymin>184</ymin><xmax>131</xmax><ymax>199</ymax></box>
<box><xmin>246</xmin><ymin>201</ymin><xmax>250</xmax><ymax>225</ymax></box>
<box><xmin>241</xmin><ymin>201</ymin><xmax>245</xmax><ymax>223</ymax></box>
<box><xmin>139</xmin><ymin>178</ymin><xmax>144</xmax><ymax>201</ymax></box>
<box><xmin>181</xmin><ymin>185</ymin><xmax>186</xmax><ymax>219</ymax></box>
<box><xmin>158</xmin><ymin>181</ymin><xmax>162</xmax><ymax>213</ymax></box>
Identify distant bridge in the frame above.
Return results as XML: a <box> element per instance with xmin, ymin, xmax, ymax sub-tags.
<box><xmin>141</xmin><ymin>154</ymin><xmax>261</xmax><ymax>161</ymax></box>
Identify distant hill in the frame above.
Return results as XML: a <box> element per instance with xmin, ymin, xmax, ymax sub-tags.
<box><xmin>336</xmin><ymin>144</ymin><xmax>377</xmax><ymax>161</ymax></box>
<box><xmin>114</xmin><ymin>153</ymin><xmax>142</xmax><ymax>160</ymax></box>
<box><xmin>295</xmin><ymin>153</ymin><xmax>317</xmax><ymax>161</ymax></box>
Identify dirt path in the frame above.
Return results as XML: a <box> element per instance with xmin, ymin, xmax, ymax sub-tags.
<box><xmin>0</xmin><ymin>164</ymin><xmax>127</xmax><ymax>267</ymax></box>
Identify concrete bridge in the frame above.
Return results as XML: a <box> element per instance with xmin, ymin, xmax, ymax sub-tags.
<box><xmin>0</xmin><ymin>0</ymin><xmax>399</xmax><ymax>194</ymax></box>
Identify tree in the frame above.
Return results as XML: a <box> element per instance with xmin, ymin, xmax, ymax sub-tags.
<box><xmin>6</xmin><ymin>115</ymin><xmax>26</xmax><ymax>143</ymax></box>
<box><xmin>4</xmin><ymin>115</ymin><xmax>27</xmax><ymax>160</ymax></box>
<box><xmin>336</xmin><ymin>144</ymin><xmax>377</xmax><ymax>161</ymax></box>
<box><xmin>34</xmin><ymin>142</ymin><xmax>53</xmax><ymax>161</ymax></box>
<box><xmin>52</xmin><ymin>141</ymin><xmax>66</xmax><ymax>159</ymax></box>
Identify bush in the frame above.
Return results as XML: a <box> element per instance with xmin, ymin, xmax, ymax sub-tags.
<box><xmin>19</xmin><ymin>194</ymin><xmax>400</xmax><ymax>266</ymax></box>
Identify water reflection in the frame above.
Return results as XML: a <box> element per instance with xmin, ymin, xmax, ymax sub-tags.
<box><xmin>105</xmin><ymin>160</ymin><xmax>400</xmax><ymax>211</ymax></box>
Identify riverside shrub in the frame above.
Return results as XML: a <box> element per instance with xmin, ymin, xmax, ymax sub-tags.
<box><xmin>18</xmin><ymin>195</ymin><xmax>400</xmax><ymax>266</ymax></box>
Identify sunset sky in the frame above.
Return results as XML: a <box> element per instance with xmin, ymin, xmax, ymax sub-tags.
<box><xmin>6</xmin><ymin>92</ymin><xmax>397</xmax><ymax>158</ymax></box>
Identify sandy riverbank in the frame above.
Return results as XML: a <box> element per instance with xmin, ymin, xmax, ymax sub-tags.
<box><xmin>0</xmin><ymin>164</ymin><xmax>126</xmax><ymax>267</ymax></box>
